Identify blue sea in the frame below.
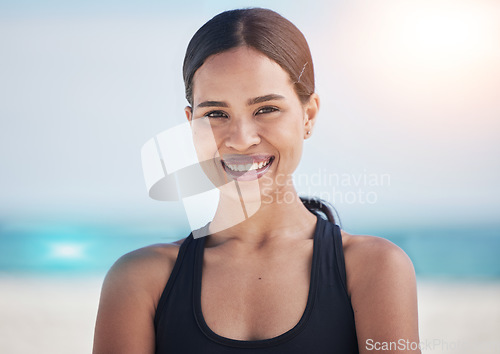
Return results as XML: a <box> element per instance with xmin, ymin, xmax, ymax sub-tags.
<box><xmin>1</xmin><ymin>220</ymin><xmax>499</xmax><ymax>279</ymax></box>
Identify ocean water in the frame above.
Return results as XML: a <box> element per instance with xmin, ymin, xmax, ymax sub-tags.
<box><xmin>1</xmin><ymin>221</ymin><xmax>499</xmax><ymax>279</ymax></box>
<box><xmin>380</xmin><ymin>225</ymin><xmax>500</xmax><ymax>278</ymax></box>
<box><xmin>0</xmin><ymin>222</ymin><xmax>189</xmax><ymax>275</ymax></box>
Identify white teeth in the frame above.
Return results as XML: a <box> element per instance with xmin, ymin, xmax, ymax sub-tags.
<box><xmin>225</xmin><ymin>158</ymin><xmax>271</xmax><ymax>172</ymax></box>
<box><xmin>226</xmin><ymin>164</ymin><xmax>246</xmax><ymax>171</ymax></box>
<box><xmin>259</xmin><ymin>159</ymin><xmax>270</xmax><ymax>169</ymax></box>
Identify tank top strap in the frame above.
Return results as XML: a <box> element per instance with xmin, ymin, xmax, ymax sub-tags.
<box><xmin>154</xmin><ymin>234</ymin><xmax>195</xmax><ymax>330</ymax></box>
<box><xmin>332</xmin><ymin>223</ymin><xmax>349</xmax><ymax>295</ymax></box>
<box><xmin>316</xmin><ymin>218</ymin><xmax>350</xmax><ymax>298</ymax></box>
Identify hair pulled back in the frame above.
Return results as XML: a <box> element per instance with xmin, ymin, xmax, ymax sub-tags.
<box><xmin>183</xmin><ymin>8</ymin><xmax>315</xmax><ymax>106</ymax></box>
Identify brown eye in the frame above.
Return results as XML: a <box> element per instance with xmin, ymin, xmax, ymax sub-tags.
<box><xmin>205</xmin><ymin>110</ymin><xmax>228</xmax><ymax>119</ymax></box>
<box><xmin>255</xmin><ymin>106</ymin><xmax>279</xmax><ymax>115</ymax></box>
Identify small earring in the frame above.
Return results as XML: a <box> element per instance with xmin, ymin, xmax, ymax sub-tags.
<box><xmin>307</xmin><ymin>131</ymin><xmax>311</xmax><ymax>135</ymax></box>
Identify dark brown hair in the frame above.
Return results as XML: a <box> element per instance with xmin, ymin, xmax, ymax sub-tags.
<box><xmin>183</xmin><ymin>8</ymin><xmax>314</xmax><ymax>106</ymax></box>
<box><xmin>183</xmin><ymin>8</ymin><xmax>339</xmax><ymax>225</ymax></box>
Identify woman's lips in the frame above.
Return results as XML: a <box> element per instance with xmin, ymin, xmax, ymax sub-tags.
<box><xmin>221</xmin><ymin>155</ymin><xmax>274</xmax><ymax>181</ymax></box>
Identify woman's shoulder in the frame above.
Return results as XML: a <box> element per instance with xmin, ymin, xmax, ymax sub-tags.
<box><xmin>339</xmin><ymin>230</ymin><xmax>416</xmax><ymax>293</ymax></box>
<box><xmin>101</xmin><ymin>237</ymin><xmax>188</xmax><ymax>304</ymax></box>
<box><xmin>338</xmin><ymin>230</ymin><xmax>420</xmax><ymax>349</ymax></box>
<box><xmin>94</xmin><ymin>237</ymin><xmax>189</xmax><ymax>353</ymax></box>
<box><xmin>113</xmin><ymin>238</ymin><xmax>186</xmax><ymax>270</ymax></box>
<box><xmin>340</xmin><ymin>229</ymin><xmax>410</xmax><ymax>261</ymax></box>
<box><xmin>108</xmin><ymin>237</ymin><xmax>187</xmax><ymax>277</ymax></box>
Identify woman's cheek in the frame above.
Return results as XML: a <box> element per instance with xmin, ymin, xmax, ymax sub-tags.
<box><xmin>192</xmin><ymin>121</ymin><xmax>220</xmax><ymax>161</ymax></box>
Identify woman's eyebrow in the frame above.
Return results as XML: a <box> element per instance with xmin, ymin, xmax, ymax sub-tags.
<box><xmin>196</xmin><ymin>94</ymin><xmax>285</xmax><ymax>109</ymax></box>
<box><xmin>247</xmin><ymin>94</ymin><xmax>285</xmax><ymax>105</ymax></box>
<box><xmin>196</xmin><ymin>100</ymin><xmax>228</xmax><ymax>108</ymax></box>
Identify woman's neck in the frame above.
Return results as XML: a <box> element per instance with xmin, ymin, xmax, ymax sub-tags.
<box><xmin>206</xmin><ymin>188</ymin><xmax>317</xmax><ymax>248</ymax></box>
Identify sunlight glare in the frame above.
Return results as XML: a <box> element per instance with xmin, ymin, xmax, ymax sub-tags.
<box><xmin>398</xmin><ymin>1</ymin><xmax>496</xmax><ymax>67</ymax></box>
<box><xmin>50</xmin><ymin>243</ymin><xmax>85</xmax><ymax>259</ymax></box>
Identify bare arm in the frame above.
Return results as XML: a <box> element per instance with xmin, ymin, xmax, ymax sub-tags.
<box><xmin>93</xmin><ymin>244</ymin><xmax>179</xmax><ymax>354</ymax></box>
<box><xmin>345</xmin><ymin>235</ymin><xmax>420</xmax><ymax>354</ymax></box>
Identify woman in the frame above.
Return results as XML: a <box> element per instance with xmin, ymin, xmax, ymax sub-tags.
<box><xmin>93</xmin><ymin>8</ymin><xmax>420</xmax><ymax>354</ymax></box>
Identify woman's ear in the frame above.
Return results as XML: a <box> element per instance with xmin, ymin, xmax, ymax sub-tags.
<box><xmin>304</xmin><ymin>93</ymin><xmax>320</xmax><ymax>139</ymax></box>
<box><xmin>185</xmin><ymin>106</ymin><xmax>193</xmax><ymax>123</ymax></box>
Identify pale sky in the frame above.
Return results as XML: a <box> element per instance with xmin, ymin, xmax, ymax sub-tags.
<box><xmin>1</xmin><ymin>0</ymin><xmax>499</xmax><ymax>233</ymax></box>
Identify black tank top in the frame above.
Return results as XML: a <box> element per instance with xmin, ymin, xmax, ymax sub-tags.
<box><xmin>154</xmin><ymin>216</ymin><xmax>359</xmax><ymax>353</ymax></box>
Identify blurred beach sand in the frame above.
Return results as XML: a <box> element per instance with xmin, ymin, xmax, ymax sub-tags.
<box><xmin>0</xmin><ymin>275</ymin><xmax>499</xmax><ymax>354</ymax></box>
<box><xmin>417</xmin><ymin>280</ymin><xmax>500</xmax><ymax>353</ymax></box>
<box><xmin>0</xmin><ymin>275</ymin><xmax>102</xmax><ymax>354</ymax></box>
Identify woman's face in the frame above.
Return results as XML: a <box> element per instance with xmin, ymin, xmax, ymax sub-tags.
<box><xmin>185</xmin><ymin>46</ymin><xmax>318</xmax><ymax>202</ymax></box>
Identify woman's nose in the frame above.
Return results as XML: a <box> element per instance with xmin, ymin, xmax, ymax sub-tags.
<box><xmin>224</xmin><ymin>119</ymin><xmax>261</xmax><ymax>151</ymax></box>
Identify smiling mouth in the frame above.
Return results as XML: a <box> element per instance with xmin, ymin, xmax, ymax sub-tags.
<box><xmin>221</xmin><ymin>155</ymin><xmax>275</xmax><ymax>181</ymax></box>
